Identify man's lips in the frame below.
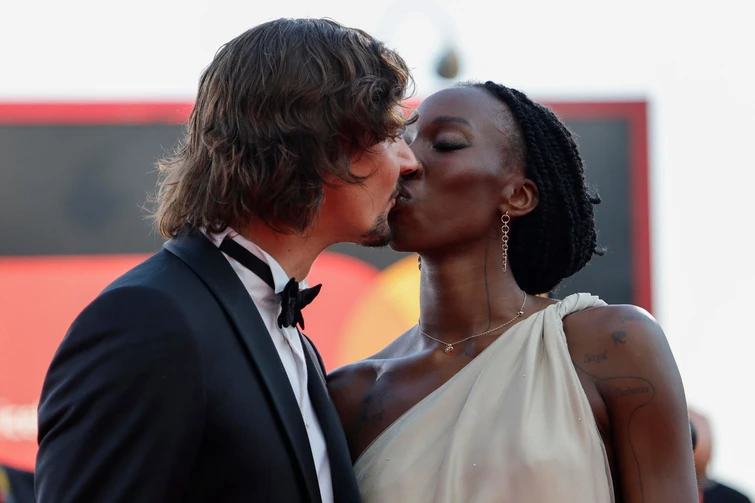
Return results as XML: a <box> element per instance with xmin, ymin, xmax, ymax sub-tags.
<box><xmin>396</xmin><ymin>186</ymin><xmax>412</xmax><ymax>203</ymax></box>
<box><xmin>390</xmin><ymin>190</ymin><xmax>413</xmax><ymax>212</ymax></box>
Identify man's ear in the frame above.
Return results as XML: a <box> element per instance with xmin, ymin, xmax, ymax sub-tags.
<box><xmin>500</xmin><ymin>178</ymin><xmax>539</xmax><ymax>217</ymax></box>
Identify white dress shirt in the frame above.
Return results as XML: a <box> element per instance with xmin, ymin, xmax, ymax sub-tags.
<box><xmin>210</xmin><ymin>228</ymin><xmax>333</xmax><ymax>503</ymax></box>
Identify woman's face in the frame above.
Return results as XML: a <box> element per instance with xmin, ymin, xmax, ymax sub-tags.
<box><xmin>389</xmin><ymin>86</ymin><xmax>527</xmax><ymax>254</ymax></box>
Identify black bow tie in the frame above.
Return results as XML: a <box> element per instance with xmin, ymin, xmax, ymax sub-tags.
<box><xmin>219</xmin><ymin>237</ymin><xmax>322</xmax><ymax>329</ymax></box>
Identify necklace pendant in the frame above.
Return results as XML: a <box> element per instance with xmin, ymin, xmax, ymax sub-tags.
<box><xmin>444</xmin><ymin>345</ymin><xmax>454</xmax><ymax>355</ymax></box>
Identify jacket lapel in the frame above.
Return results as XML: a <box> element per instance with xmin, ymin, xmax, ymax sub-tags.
<box><xmin>300</xmin><ymin>334</ymin><xmax>361</xmax><ymax>503</ymax></box>
<box><xmin>164</xmin><ymin>231</ymin><xmax>322</xmax><ymax>503</ymax></box>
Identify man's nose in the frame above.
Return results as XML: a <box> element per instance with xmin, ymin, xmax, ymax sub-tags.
<box><xmin>397</xmin><ymin>138</ymin><xmax>419</xmax><ymax>176</ymax></box>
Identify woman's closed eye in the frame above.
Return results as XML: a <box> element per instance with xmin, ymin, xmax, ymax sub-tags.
<box><xmin>433</xmin><ymin>141</ymin><xmax>467</xmax><ymax>152</ymax></box>
<box><xmin>432</xmin><ymin>131</ymin><xmax>469</xmax><ymax>152</ymax></box>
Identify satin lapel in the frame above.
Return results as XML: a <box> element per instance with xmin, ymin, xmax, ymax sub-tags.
<box><xmin>164</xmin><ymin>231</ymin><xmax>322</xmax><ymax>503</ymax></box>
<box><xmin>300</xmin><ymin>334</ymin><xmax>361</xmax><ymax>503</ymax></box>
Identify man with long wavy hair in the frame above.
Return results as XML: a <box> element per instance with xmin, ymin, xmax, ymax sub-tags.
<box><xmin>35</xmin><ymin>18</ymin><xmax>418</xmax><ymax>503</ymax></box>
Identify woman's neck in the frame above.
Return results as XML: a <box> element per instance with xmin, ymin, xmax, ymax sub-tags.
<box><xmin>418</xmin><ymin>242</ymin><xmax>527</xmax><ymax>342</ymax></box>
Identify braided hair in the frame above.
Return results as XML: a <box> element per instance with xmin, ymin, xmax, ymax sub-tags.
<box><xmin>467</xmin><ymin>81</ymin><xmax>602</xmax><ymax>294</ymax></box>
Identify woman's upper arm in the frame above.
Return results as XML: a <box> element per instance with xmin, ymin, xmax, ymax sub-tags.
<box><xmin>568</xmin><ymin>305</ymin><xmax>697</xmax><ymax>502</ymax></box>
<box><xmin>327</xmin><ymin>363</ymin><xmax>375</xmax><ymax>462</ymax></box>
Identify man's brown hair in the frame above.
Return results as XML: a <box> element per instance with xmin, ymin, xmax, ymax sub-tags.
<box><xmin>152</xmin><ymin>18</ymin><xmax>413</xmax><ymax>238</ymax></box>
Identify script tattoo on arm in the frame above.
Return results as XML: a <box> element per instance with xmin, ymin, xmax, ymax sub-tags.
<box><xmin>583</xmin><ymin>350</ymin><xmax>608</xmax><ymax>364</ymax></box>
<box><xmin>574</xmin><ymin>328</ymin><xmax>656</xmax><ymax>502</ymax></box>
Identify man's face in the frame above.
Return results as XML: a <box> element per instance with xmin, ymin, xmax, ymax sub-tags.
<box><xmin>321</xmin><ymin>136</ymin><xmax>418</xmax><ymax>247</ymax></box>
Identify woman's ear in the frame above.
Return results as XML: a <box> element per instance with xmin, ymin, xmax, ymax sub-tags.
<box><xmin>500</xmin><ymin>179</ymin><xmax>539</xmax><ymax>217</ymax></box>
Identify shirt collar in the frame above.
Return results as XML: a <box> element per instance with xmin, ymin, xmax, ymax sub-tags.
<box><xmin>209</xmin><ymin>227</ymin><xmax>309</xmax><ymax>293</ymax></box>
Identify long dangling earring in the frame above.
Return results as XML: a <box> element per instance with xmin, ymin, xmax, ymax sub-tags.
<box><xmin>418</xmin><ymin>255</ymin><xmax>422</xmax><ymax>270</ymax></box>
<box><xmin>501</xmin><ymin>211</ymin><xmax>510</xmax><ymax>273</ymax></box>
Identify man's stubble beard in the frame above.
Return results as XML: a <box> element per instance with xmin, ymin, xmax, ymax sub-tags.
<box><xmin>358</xmin><ymin>210</ymin><xmax>393</xmax><ymax>248</ymax></box>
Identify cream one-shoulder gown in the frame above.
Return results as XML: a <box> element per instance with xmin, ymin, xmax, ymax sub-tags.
<box><xmin>354</xmin><ymin>293</ymin><xmax>615</xmax><ymax>503</ymax></box>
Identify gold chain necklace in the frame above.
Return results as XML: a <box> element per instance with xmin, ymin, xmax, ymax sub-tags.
<box><xmin>418</xmin><ymin>292</ymin><xmax>527</xmax><ymax>355</ymax></box>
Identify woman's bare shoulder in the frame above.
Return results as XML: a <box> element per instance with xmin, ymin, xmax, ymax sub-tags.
<box><xmin>327</xmin><ymin>328</ymin><xmax>416</xmax><ymax>417</ymax></box>
<box><xmin>562</xmin><ymin>303</ymin><xmax>673</xmax><ymax>380</ymax></box>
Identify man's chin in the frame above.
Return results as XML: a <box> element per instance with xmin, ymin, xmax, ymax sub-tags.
<box><xmin>358</xmin><ymin>221</ymin><xmax>392</xmax><ymax>248</ymax></box>
<box><xmin>359</xmin><ymin>232</ymin><xmax>392</xmax><ymax>248</ymax></box>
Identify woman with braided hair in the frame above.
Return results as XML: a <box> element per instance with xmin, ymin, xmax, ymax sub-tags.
<box><xmin>328</xmin><ymin>82</ymin><xmax>697</xmax><ymax>502</ymax></box>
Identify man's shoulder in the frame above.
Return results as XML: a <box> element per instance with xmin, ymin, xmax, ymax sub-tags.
<box><xmin>89</xmin><ymin>249</ymin><xmax>210</xmax><ymax>312</ymax></box>
<box><xmin>103</xmin><ymin>248</ymin><xmax>188</xmax><ymax>294</ymax></box>
<box><xmin>70</xmin><ymin>250</ymin><xmax>208</xmax><ymax>335</ymax></box>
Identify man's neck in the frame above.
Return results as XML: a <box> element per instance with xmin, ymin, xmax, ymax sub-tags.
<box><xmin>238</xmin><ymin>222</ymin><xmax>332</xmax><ymax>281</ymax></box>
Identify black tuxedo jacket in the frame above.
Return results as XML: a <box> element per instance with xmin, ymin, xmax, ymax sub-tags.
<box><xmin>35</xmin><ymin>231</ymin><xmax>360</xmax><ymax>502</ymax></box>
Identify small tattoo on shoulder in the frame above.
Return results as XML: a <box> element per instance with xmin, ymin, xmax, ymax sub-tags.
<box><xmin>612</xmin><ymin>331</ymin><xmax>627</xmax><ymax>345</ymax></box>
<box><xmin>584</xmin><ymin>350</ymin><xmax>608</xmax><ymax>364</ymax></box>
<box><xmin>619</xmin><ymin>315</ymin><xmax>640</xmax><ymax>323</ymax></box>
<box><xmin>360</xmin><ymin>386</ymin><xmax>388</xmax><ymax>423</ymax></box>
